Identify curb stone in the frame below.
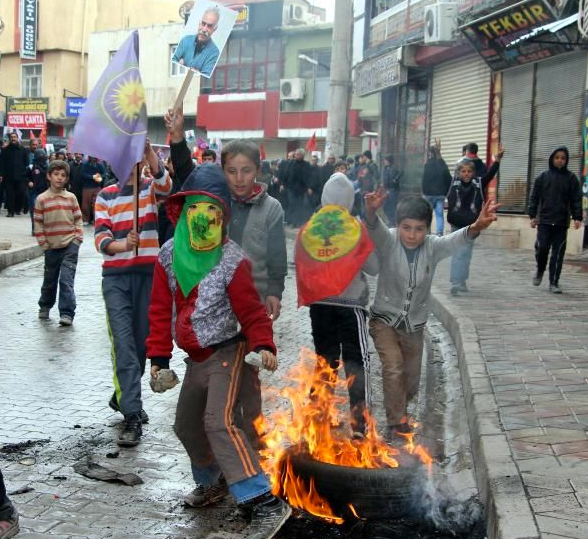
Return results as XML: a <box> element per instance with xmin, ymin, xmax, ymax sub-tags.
<box><xmin>430</xmin><ymin>290</ymin><xmax>539</xmax><ymax>539</ymax></box>
<box><xmin>0</xmin><ymin>244</ymin><xmax>42</xmax><ymax>273</ymax></box>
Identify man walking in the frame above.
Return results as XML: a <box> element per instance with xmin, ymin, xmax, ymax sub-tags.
<box><xmin>0</xmin><ymin>133</ymin><xmax>28</xmax><ymax>217</ymax></box>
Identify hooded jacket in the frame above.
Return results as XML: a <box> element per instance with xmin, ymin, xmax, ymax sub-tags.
<box><xmin>313</xmin><ymin>173</ymin><xmax>378</xmax><ymax>309</ymax></box>
<box><xmin>147</xmin><ymin>165</ymin><xmax>275</xmax><ymax>366</ymax></box>
<box><xmin>422</xmin><ymin>156</ymin><xmax>451</xmax><ymax>196</ymax></box>
<box><xmin>28</xmin><ymin>150</ymin><xmax>49</xmax><ymax>195</ymax></box>
<box><xmin>528</xmin><ymin>146</ymin><xmax>583</xmax><ymax>226</ymax></box>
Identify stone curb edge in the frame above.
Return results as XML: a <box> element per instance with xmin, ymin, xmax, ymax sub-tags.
<box><xmin>430</xmin><ymin>289</ymin><xmax>539</xmax><ymax>539</ymax></box>
<box><xmin>0</xmin><ymin>244</ymin><xmax>43</xmax><ymax>273</ymax></box>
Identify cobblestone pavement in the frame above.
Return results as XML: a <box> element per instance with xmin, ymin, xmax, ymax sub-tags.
<box><xmin>433</xmin><ymin>245</ymin><xmax>588</xmax><ymax>539</ymax></box>
<box><xmin>1</xmin><ymin>230</ymin><xmax>418</xmax><ymax>539</ymax></box>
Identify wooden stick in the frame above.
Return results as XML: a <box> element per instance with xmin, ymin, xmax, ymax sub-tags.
<box><xmin>172</xmin><ymin>70</ymin><xmax>195</xmax><ymax>113</ymax></box>
<box><xmin>133</xmin><ymin>162</ymin><xmax>140</xmax><ymax>256</ymax></box>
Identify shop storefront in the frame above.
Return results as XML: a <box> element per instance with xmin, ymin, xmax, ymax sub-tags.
<box><xmin>429</xmin><ymin>54</ymin><xmax>492</xmax><ymax>166</ymax></box>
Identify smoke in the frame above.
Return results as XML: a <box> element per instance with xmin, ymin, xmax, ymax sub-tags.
<box><xmin>411</xmin><ymin>471</ymin><xmax>484</xmax><ymax>537</ymax></box>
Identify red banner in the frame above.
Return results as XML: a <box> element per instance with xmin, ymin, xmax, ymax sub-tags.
<box><xmin>7</xmin><ymin>112</ymin><xmax>46</xmax><ymax>129</ymax></box>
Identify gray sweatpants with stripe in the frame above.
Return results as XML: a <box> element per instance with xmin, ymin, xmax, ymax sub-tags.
<box><xmin>102</xmin><ymin>272</ymin><xmax>153</xmax><ymax>416</ymax></box>
<box><xmin>174</xmin><ymin>341</ymin><xmax>263</xmax><ymax>486</ymax></box>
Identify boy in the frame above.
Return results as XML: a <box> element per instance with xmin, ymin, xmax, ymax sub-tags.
<box><xmin>94</xmin><ymin>140</ymin><xmax>171</xmax><ymax>446</ymax></box>
<box><xmin>296</xmin><ymin>172</ymin><xmax>378</xmax><ymax>436</ymax></box>
<box><xmin>528</xmin><ymin>146</ymin><xmax>583</xmax><ymax>293</ymax></box>
<box><xmin>147</xmin><ymin>165</ymin><xmax>291</xmax><ymax>539</ymax></box>
<box><xmin>364</xmin><ymin>192</ymin><xmax>499</xmax><ymax>438</ymax></box>
<box><xmin>166</xmin><ymin>109</ymin><xmax>287</xmax><ymax>445</ymax></box>
<box><xmin>446</xmin><ymin>145</ymin><xmax>504</xmax><ymax>295</ymax></box>
<box><xmin>34</xmin><ymin>159</ymin><xmax>83</xmax><ymax>326</ymax></box>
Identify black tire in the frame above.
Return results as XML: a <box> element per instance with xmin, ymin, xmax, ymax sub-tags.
<box><xmin>282</xmin><ymin>448</ymin><xmax>425</xmax><ymax>520</ymax></box>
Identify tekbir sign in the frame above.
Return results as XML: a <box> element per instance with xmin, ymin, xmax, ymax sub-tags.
<box><xmin>66</xmin><ymin>97</ymin><xmax>87</xmax><ymax>118</ymax></box>
<box><xmin>7</xmin><ymin>112</ymin><xmax>46</xmax><ymax>129</ymax></box>
<box><xmin>20</xmin><ymin>0</ymin><xmax>38</xmax><ymax>60</ymax></box>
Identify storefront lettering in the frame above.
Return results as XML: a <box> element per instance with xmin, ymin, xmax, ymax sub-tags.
<box><xmin>476</xmin><ymin>3</ymin><xmax>550</xmax><ymax>39</ymax></box>
<box><xmin>354</xmin><ymin>50</ymin><xmax>407</xmax><ymax>97</ymax></box>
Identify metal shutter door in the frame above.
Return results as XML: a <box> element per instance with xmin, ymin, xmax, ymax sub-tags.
<box><xmin>530</xmin><ymin>53</ymin><xmax>586</xmax><ymax>187</ymax></box>
<box><xmin>430</xmin><ymin>54</ymin><xmax>491</xmax><ymax>167</ymax></box>
<box><xmin>498</xmin><ymin>65</ymin><xmax>534</xmax><ymax>212</ymax></box>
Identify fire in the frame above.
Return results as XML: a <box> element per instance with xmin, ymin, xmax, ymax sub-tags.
<box><xmin>255</xmin><ymin>348</ymin><xmax>433</xmax><ymax>522</ymax></box>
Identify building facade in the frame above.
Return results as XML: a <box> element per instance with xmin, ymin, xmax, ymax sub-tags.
<box><xmin>0</xmin><ymin>0</ymin><xmax>181</xmax><ymax>145</ymax></box>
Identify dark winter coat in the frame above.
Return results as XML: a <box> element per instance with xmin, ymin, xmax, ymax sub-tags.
<box><xmin>422</xmin><ymin>157</ymin><xmax>451</xmax><ymax>196</ymax></box>
<box><xmin>0</xmin><ymin>143</ymin><xmax>28</xmax><ymax>183</ymax></box>
<box><xmin>528</xmin><ymin>146</ymin><xmax>583</xmax><ymax>226</ymax></box>
<box><xmin>383</xmin><ymin>165</ymin><xmax>402</xmax><ymax>192</ymax></box>
<box><xmin>285</xmin><ymin>159</ymin><xmax>311</xmax><ymax>195</ymax></box>
<box><xmin>447</xmin><ymin>161</ymin><xmax>499</xmax><ymax>228</ymax></box>
<box><xmin>27</xmin><ymin>150</ymin><xmax>48</xmax><ymax>195</ymax></box>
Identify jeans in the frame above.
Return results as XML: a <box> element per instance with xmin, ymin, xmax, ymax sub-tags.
<box><xmin>384</xmin><ymin>190</ymin><xmax>399</xmax><ymax>226</ymax></box>
<box><xmin>38</xmin><ymin>242</ymin><xmax>79</xmax><ymax>318</ymax></box>
<box><xmin>449</xmin><ymin>225</ymin><xmax>474</xmax><ymax>285</ymax></box>
<box><xmin>425</xmin><ymin>196</ymin><xmax>445</xmax><ymax>235</ymax></box>
<box><xmin>28</xmin><ymin>190</ymin><xmax>38</xmax><ymax>233</ymax></box>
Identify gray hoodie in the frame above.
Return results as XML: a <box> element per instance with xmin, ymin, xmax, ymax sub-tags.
<box><xmin>314</xmin><ymin>173</ymin><xmax>378</xmax><ymax>309</ymax></box>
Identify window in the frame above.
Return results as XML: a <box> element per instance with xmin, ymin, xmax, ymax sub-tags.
<box><xmin>210</xmin><ymin>37</ymin><xmax>282</xmax><ymax>94</ymax></box>
<box><xmin>298</xmin><ymin>48</ymin><xmax>331</xmax><ymax>78</ymax></box>
<box><xmin>169</xmin><ymin>45</ymin><xmax>188</xmax><ymax>77</ymax></box>
<box><xmin>371</xmin><ymin>0</ymin><xmax>404</xmax><ymax>17</ymax></box>
<box><xmin>21</xmin><ymin>64</ymin><xmax>42</xmax><ymax>98</ymax></box>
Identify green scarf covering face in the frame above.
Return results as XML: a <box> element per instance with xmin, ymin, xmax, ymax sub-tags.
<box><xmin>173</xmin><ymin>194</ymin><xmax>225</xmax><ymax>297</ymax></box>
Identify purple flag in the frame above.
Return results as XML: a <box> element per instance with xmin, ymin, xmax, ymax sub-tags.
<box><xmin>71</xmin><ymin>31</ymin><xmax>147</xmax><ymax>186</ymax></box>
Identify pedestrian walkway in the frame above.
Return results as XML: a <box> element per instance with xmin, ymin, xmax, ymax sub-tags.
<box><xmin>0</xmin><ymin>211</ymin><xmax>41</xmax><ymax>271</ymax></box>
<box><xmin>432</xmin><ymin>245</ymin><xmax>588</xmax><ymax>539</ymax></box>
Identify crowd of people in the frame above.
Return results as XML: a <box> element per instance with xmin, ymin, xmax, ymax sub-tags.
<box><xmin>0</xmin><ymin>115</ymin><xmax>583</xmax><ymax>539</ymax></box>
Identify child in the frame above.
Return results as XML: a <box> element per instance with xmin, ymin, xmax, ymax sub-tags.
<box><xmin>146</xmin><ymin>165</ymin><xmax>291</xmax><ymax>539</ymax></box>
<box><xmin>34</xmin><ymin>159</ymin><xmax>83</xmax><ymax>326</ymax></box>
<box><xmin>446</xmin><ymin>145</ymin><xmax>504</xmax><ymax>295</ymax></box>
<box><xmin>295</xmin><ymin>173</ymin><xmax>378</xmax><ymax>437</ymax></box>
<box><xmin>528</xmin><ymin>146</ymin><xmax>583</xmax><ymax>293</ymax></box>
<box><xmin>94</xmin><ymin>140</ymin><xmax>171</xmax><ymax>447</ymax></box>
<box><xmin>364</xmin><ymin>193</ymin><xmax>499</xmax><ymax>438</ymax></box>
<box><xmin>166</xmin><ymin>109</ymin><xmax>287</xmax><ymax>446</ymax></box>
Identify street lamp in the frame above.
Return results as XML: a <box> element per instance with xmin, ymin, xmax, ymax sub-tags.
<box><xmin>298</xmin><ymin>53</ymin><xmax>330</xmax><ymax>72</ymax></box>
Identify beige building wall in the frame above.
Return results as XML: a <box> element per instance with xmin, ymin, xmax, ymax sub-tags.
<box><xmin>88</xmin><ymin>24</ymin><xmax>200</xmax><ymax>118</ymax></box>
<box><xmin>0</xmin><ymin>0</ymin><xmax>181</xmax><ymax>119</ymax></box>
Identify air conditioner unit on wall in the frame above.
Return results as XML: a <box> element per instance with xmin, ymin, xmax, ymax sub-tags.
<box><xmin>280</xmin><ymin>78</ymin><xmax>306</xmax><ymax>100</ymax></box>
<box><xmin>284</xmin><ymin>2</ymin><xmax>308</xmax><ymax>25</ymax></box>
<box><xmin>424</xmin><ymin>2</ymin><xmax>458</xmax><ymax>44</ymax></box>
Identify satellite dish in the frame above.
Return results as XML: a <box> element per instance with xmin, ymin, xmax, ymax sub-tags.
<box><xmin>179</xmin><ymin>1</ymin><xmax>194</xmax><ymax>22</ymax></box>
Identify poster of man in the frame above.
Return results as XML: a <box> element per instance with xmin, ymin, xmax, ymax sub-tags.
<box><xmin>172</xmin><ymin>1</ymin><xmax>237</xmax><ymax>78</ymax></box>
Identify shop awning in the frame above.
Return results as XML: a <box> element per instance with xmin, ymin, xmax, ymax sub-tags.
<box><xmin>506</xmin><ymin>13</ymin><xmax>578</xmax><ymax>47</ymax></box>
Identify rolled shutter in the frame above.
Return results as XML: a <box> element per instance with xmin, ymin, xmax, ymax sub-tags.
<box><xmin>498</xmin><ymin>65</ymin><xmax>534</xmax><ymax>212</ymax></box>
<box><xmin>530</xmin><ymin>53</ymin><xmax>586</xmax><ymax>188</ymax></box>
<box><xmin>430</xmin><ymin>54</ymin><xmax>491</xmax><ymax>167</ymax></box>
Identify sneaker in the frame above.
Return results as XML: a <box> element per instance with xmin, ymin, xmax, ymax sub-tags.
<box><xmin>83</xmin><ymin>221</ymin><xmax>90</xmax><ymax>226</ymax></box>
<box><xmin>450</xmin><ymin>285</ymin><xmax>459</xmax><ymax>296</ymax></box>
<box><xmin>108</xmin><ymin>392</ymin><xmax>149</xmax><ymax>424</ymax></box>
<box><xmin>533</xmin><ymin>272</ymin><xmax>544</xmax><ymax>286</ymax></box>
<box><xmin>38</xmin><ymin>308</ymin><xmax>50</xmax><ymax>319</ymax></box>
<box><xmin>117</xmin><ymin>413</ymin><xmax>142</xmax><ymax>447</ymax></box>
<box><xmin>549</xmin><ymin>284</ymin><xmax>563</xmax><ymax>294</ymax></box>
<box><xmin>243</xmin><ymin>496</ymin><xmax>292</xmax><ymax>539</ymax></box>
<box><xmin>59</xmin><ymin>315</ymin><xmax>73</xmax><ymax>326</ymax></box>
<box><xmin>0</xmin><ymin>505</ymin><xmax>19</xmax><ymax>539</ymax></box>
<box><xmin>184</xmin><ymin>477</ymin><xmax>229</xmax><ymax>508</ymax></box>
<box><xmin>458</xmin><ymin>282</ymin><xmax>469</xmax><ymax>292</ymax></box>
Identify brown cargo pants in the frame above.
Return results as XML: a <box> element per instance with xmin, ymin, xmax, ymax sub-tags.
<box><xmin>173</xmin><ymin>341</ymin><xmax>263</xmax><ymax>486</ymax></box>
<box><xmin>369</xmin><ymin>318</ymin><xmax>424</xmax><ymax>427</ymax></box>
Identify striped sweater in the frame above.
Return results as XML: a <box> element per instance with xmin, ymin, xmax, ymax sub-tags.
<box><xmin>94</xmin><ymin>171</ymin><xmax>171</xmax><ymax>275</ymax></box>
<box><xmin>34</xmin><ymin>188</ymin><xmax>83</xmax><ymax>250</ymax></box>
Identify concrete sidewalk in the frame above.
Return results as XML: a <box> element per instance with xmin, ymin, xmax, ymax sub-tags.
<box><xmin>0</xmin><ymin>210</ymin><xmax>42</xmax><ymax>271</ymax></box>
<box><xmin>431</xmin><ymin>245</ymin><xmax>588</xmax><ymax>539</ymax></box>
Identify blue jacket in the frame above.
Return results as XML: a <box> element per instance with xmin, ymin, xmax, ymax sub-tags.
<box><xmin>173</xmin><ymin>35</ymin><xmax>219</xmax><ymax>77</ymax></box>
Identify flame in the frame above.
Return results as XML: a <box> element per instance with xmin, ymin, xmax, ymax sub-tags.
<box><xmin>256</xmin><ymin>349</ymin><xmax>433</xmax><ymax>522</ymax></box>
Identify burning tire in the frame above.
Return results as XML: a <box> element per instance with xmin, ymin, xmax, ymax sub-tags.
<box><xmin>283</xmin><ymin>448</ymin><xmax>425</xmax><ymax>520</ymax></box>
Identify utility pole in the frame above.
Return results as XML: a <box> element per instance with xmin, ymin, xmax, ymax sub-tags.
<box><xmin>325</xmin><ymin>0</ymin><xmax>353</xmax><ymax>158</ymax></box>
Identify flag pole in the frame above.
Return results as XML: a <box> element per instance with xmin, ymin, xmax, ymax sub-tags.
<box><xmin>133</xmin><ymin>162</ymin><xmax>140</xmax><ymax>256</ymax></box>
<box><xmin>172</xmin><ymin>70</ymin><xmax>195</xmax><ymax>113</ymax></box>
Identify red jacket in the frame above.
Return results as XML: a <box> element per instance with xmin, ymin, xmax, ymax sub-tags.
<box><xmin>147</xmin><ymin>239</ymin><xmax>275</xmax><ymax>364</ymax></box>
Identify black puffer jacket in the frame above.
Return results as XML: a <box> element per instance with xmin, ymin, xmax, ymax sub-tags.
<box><xmin>528</xmin><ymin>146</ymin><xmax>583</xmax><ymax>227</ymax></box>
